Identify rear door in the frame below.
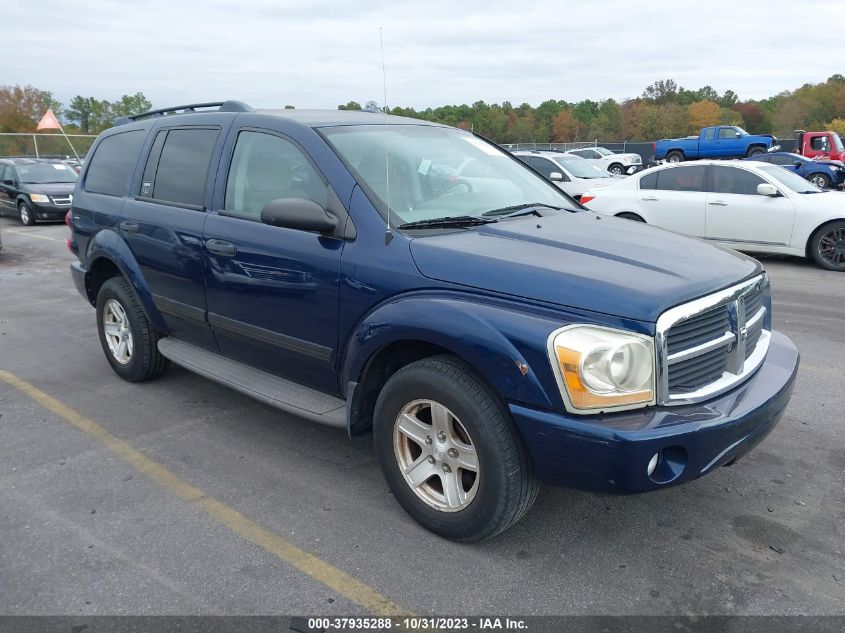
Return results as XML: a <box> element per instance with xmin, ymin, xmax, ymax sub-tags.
<box><xmin>636</xmin><ymin>165</ymin><xmax>707</xmax><ymax>236</ymax></box>
<box><xmin>202</xmin><ymin>126</ymin><xmax>343</xmax><ymax>395</ymax></box>
<box><xmin>119</xmin><ymin>123</ymin><xmax>228</xmax><ymax>350</ymax></box>
<box><xmin>705</xmin><ymin>165</ymin><xmax>795</xmax><ymax>247</ymax></box>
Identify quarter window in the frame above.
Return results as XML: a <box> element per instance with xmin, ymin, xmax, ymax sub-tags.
<box><xmin>639</xmin><ymin>171</ymin><xmax>658</xmax><ymax>190</ymax></box>
<box><xmin>85</xmin><ymin>130</ymin><xmax>146</xmax><ymax>196</ymax></box>
<box><xmin>224</xmin><ymin>131</ymin><xmax>328</xmax><ymax>220</ymax></box>
<box><xmin>709</xmin><ymin>166</ymin><xmax>766</xmax><ymax>195</ymax></box>
<box><xmin>146</xmin><ymin>128</ymin><xmax>219</xmax><ymax>207</ymax></box>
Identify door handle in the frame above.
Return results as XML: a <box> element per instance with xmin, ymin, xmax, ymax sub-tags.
<box><xmin>708</xmin><ymin>201</ymin><xmax>728</xmax><ymax>206</ymax></box>
<box><xmin>642</xmin><ymin>196</ymin><xmax>659</xmax><ymax>201</ymax></box>
<box><xmin>119</xmin><ymin>221</ymin><xmax>140</xmax><ymax>233</ymax></box>
<box><xmin>206</xmin><ymin>239</ymin><xmax>237</xmax><ymax>257</ymax></box>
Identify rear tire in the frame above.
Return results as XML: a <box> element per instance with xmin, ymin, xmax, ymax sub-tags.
<box><xmin>617</xmin><ymin>212</ymin><xmax>645</xmax><ymax>222</ymax></box>
<box><xmin>809</xmin><ymin>220</ymin><xmax>845</xmax><ymax>271</ymax></box>
<box><xmin>96</xmin><ymin>277</ymin><xmax>169</xmax><ymax>382</ymax></box>
<box><xmin>666</xmin><ymin>151</ymin><xmax>683</xmax><ymax>163</ymax></box>
<box><xmin>18</xmin><ymin>200</ymin><xmax>35</xmax><ymax>226</ymax></box>
<box><xmin>373</xmin><ymin>356</ymin><xmax>539</xmax><ymax>542</ymax></box>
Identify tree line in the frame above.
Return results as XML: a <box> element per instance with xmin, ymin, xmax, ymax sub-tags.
<box><xmin>2</xmin><ymin>76</ymin><xmax>845</xmax><ymax>144</ymax></box>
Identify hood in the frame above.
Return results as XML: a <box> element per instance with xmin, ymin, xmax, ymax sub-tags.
<box><xmin>20</xmin><ymin>182</ymin><xmax>76</xmax><ymax>195</ymax></box>
<box><xmin>409</xmin><ymin>212</ymin><xmax>761</xmax><ymax>323</ymax></box>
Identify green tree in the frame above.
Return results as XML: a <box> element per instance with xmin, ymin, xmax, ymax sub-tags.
<box><xmin>0</xmin><ymin>85</ymin><xmax>60</xmax><ymax>132</ymax></box>
<box><xmin>110</xmin><ymin>92</ymin><xmax>152</xmax><ymax>118</ymax></box>
<box><xmin>337</xmin><ymin>101</ymin><xmax>362</xmax><ymax>110</ymax></box>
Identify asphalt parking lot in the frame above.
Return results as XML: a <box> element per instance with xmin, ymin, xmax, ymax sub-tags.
<box><xmin>0</xmin><ymin>216</ymin><xmax>843</xmax><ymax>617</ymax></box>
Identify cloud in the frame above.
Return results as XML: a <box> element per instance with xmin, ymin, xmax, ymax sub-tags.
<box><xmin>7</xmin><ymin>0</ymin><xmax>845</xmax><ymax>110</ymax></box>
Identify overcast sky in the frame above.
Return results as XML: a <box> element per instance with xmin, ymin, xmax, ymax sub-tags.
<box><xmin>7</xmin><ymin>0</ymin><xmax>845</xmax><ymax>110</ymax></box>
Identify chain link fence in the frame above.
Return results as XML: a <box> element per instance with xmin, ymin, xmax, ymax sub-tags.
<box><xmin>0</xmin><ymin>133</ymin><xmax>97</xmax><ymax>159</ymax></box>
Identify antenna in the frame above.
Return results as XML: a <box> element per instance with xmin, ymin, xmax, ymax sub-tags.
<box><xmin>380</xmin><ymin>27</ymin><xmax>392</xmax><ymax>245</ymax></box>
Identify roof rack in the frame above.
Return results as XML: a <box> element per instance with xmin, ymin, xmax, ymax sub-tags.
<box><xmin>114</xmin><ymin>100</ymin><xmax>253</xmax><ymax>126</ymax></box>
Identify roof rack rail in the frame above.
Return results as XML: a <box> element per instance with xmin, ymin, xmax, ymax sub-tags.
<box><xmin>114</xmin><ymin>100</ymin><xmax>253</xmax><ymax>126</ymax></box>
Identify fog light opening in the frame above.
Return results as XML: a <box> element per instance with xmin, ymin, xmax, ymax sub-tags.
<box><xmin>648</xmin><ymin>446</ymin><xmax>688</xmax><ymax>485</ymax></box>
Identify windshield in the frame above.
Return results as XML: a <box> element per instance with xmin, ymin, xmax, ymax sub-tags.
<box><xmin>552</xmin><ymin>156</ymin><xmax>610</xmax><ymax>179</ymax></box>
<box><xmin>759</xmin><ymin>165</ymin><xmax>822</xmax><ymax>193</ymax></box>
<box><xmin>322</xmin><ymin>125</ymin><xmax>575</xmax><ymax>227</ymax></box>
<box><xmin>17</xmin><ymin>163</ymin><xmax>78</xmax><ymax>184</ymax></box>
<box><xmin>593</xmin><ymin>147</ymin><xmax>614</xmax><ymax>156</ymax></box>
<box><xmin>833</xmin><ymin>133</ymin><xmax>845</xmax><ymax>152</ymax></box>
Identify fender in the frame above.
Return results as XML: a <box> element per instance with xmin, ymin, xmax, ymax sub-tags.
<box><xmin>84</xmin><ymin>228</ymin><xmax>167</xmax><ymax>331</ymax></box>
<box><xmin>341</xmin><ymin>291</ymin><xmax>574</xmax><ymax>412</ymax></box>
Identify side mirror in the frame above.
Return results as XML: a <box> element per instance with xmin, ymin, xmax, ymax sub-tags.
<box><xmin>260</xmin><ymin>198</ymin><xmax>338</xmax><ymax>234</ymax></box>
<box><xmin>757</xmin><ymin>183</ymin><xmax>779</xmax><ymax>197</ymax></box>
<box><xmin>2</xmin><ymin>178</ymin><xmax>13</xmax><ymax>186</ymax></box>
<box><xmin>549</xmin><ymin>171</ymin><xmax>563</xmax><ymax>182</ymax></box>
<box><xmin>735</xmin><ymin>131</ymin><xmax>742</xmax><ymax>137</ymax></box>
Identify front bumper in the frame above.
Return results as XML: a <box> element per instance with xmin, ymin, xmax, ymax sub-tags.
<box><xmin>510</xmin><ymin>331</ymin><xmax>799</xmax><ymax>494</ymax></box>
<box><xmin>30</xmin><ymin>201</ymin><xmax>70</xmax><ymax>221</ymax></box>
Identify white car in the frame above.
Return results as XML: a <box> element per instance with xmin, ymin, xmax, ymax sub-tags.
<box><xmin>565</xmin><ymin>146</ymin><xmax>642</xmax><ymax>175</ymax></box>
<box><xmin>580</xmin><ymin>160</ymin><xmax>845</xmax><ymax>271</ymax></box>
<box><xmin>513</xmin><ymin>151</ymin><xmax>619</xmax><ymax>200</ymax></box>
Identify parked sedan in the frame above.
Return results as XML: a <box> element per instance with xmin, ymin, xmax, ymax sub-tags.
<box><xmin>581</xmin><ymin>160</ymin><xmax>845</xmax><ymax>271</ymax></box>
<box><xmin>743</xmin><ymin>151</ymin><xmax>845</xmax><ymax>189</ymax></box>
<box><xmin>0</xmin><ymin>158</ymin><xmax>77</xmax><ymax>225</ymax></box>
<box><xmin>565</xmin><ymin>146</ymin><xmax>642</xmax><ymax>175</ymax></box>
<box><xmin>513</xmin><ymin>150</ymin><xmax>619</xmax><ymax>200</ymax></box>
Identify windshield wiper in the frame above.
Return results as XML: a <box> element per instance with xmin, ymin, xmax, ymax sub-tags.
<box><xmin>481</xmin><ymin>202</ymin><xmax>563</xmax><ymax>218</ymax></box>
<box><xmin>397</xmin><ymin>215</ymin><xmax>498</xmax><ymax>229</ymax></box>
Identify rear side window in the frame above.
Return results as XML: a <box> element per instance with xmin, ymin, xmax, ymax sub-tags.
<box><xmin>85</xmin><ymin>130</ymin><xmax>145</xmax><ymax>196</ymax></box>
<box><xmin>656</xmin><ymin>165</ymin><xmax>706</xmax><ymax>192</ymax></box>
<box><xmin>769</xmin><ymin>155</ymin><xmax>795</xmax><ymax>166</ymax></box>
<box><xmin>703</xmin><ymin>128</ymin><xmax>715</xmax><ymax>140</ymax></box>
<box><xmin>528</xmin><ymin>157</ymin><xmax>558</xmax><ymax>179</ymax></box>
<box><xmin>639</xmin><ymin>171</ymin><xmax>658</xmax><ymax>189</ymax></box>
<box><xmin>144</xmin><ymin>128</ymin><xmax>219</xmax><ymax>207</ymax></box>
<box><xmin>709</xmin><ymin>166</ymin><xmax>766</xmax><ymax>195</ymax></box>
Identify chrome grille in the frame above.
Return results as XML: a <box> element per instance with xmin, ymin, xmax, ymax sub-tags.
<box><xmin>656</xmin><ymin>274</ymin><xmax>771</xmax><ymax>405</ymax></box>
<box><xmin>50</xmin><ymin>195</ymin><xmax>72</xmax><ymax>206</ymax></box>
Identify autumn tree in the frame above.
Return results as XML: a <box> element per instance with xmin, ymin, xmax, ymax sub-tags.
<box><xmin>0</xmin><ymin>85</ymin><xmax>61</xmax><ymax>132</ymax></box>
<box><xmin>687</xmin><ymin>101</ymin><xmax>721</xmax><ymax>130</ymax></box>
<box><xmin>551</xmin><ymin>110</ymin><xmax>577</xmax><ymax>142</ymax></box>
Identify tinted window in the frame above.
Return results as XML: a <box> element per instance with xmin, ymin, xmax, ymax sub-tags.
<box><xmin>656</xmin><ymin>165</ymin><xmax>706</xmax><ymax>192</ymax></box>
<box><xmin>151</xmin><ymin>128</ymin><xmax>219</xmax><ymax>207</ymax></box>
<box><xmin>704</xmin><ymin>128</ymin><xmax>715</xmax><ymax>140</ymax></box>
<box><xmin>224</xmin><ymin>131</ymin><xmax>327</xmax><ymax>220</ymax></box>
<box><xmin>718</xmin><ymin>127</ymin><xmax>737</xmax><ymax>139</ymax></box>
<box><xmin>85</xmin><ymin>130</ymin><xmax>145</xmax><ymax>196</ymax></box>
<box><xmin>639</xmin><ymin>171</ymin><xmax>658</xmax><ymax>190</ymax></box>
<box><xmin>529</xmin><ymin>157</ymin><xmax>558</xmax><ymax>179</ymax></box>
<box><xmin>709</xmin><ymin>166</ymin><xmax>766</xmax><ymax>195</ymax></box>
<box><xmin>0</xmin><ymin>165</ymin><xmax>11</xmax><ymax>182</ymax></box>
<box><xmin>139</xmin><ymin>130</ymin><xmax>167</xmax><ymax>197</ymax></box>
<box><xmin>770</xmin><ymin>154</ymin><xmax>797</xmax><ymax>166</ymax></box>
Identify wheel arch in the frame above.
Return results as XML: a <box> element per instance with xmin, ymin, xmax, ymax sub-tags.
<box><xmin>83</xmin><ymin>229</ymin><xmax>167</xmax><ymax>331</ymax></box>
<box><xmin>341</xmin><ymin>294</ymin><xmax>562</xmax><ymax>437</ymax></box>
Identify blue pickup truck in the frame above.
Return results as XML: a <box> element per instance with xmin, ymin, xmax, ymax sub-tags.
<box><xmin>655</xmin><ymin>126</ymin><xmax>777</xmax><ymax>163</ymax></box>
<box><xmin>68</xmin><ymin>101</ymin><xmax>799</xmax><ymax>541</ymax></box>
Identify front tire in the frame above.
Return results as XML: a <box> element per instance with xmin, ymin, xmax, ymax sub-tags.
<box><xmin>608</xmin><ymin>163</ymin><xmax>624</xmax><ymax>175</ymax></box>
<box><xmin>373</xmin><ymin>356</ymin><xmax>539</xmax><ymax>542</ymax></box>
<box><xmin>96</xmin><ymin>277</ymin><xmax>169</xmax><ymax>381</ymax></box>
<box><xmin>810</xmin><ymin>173</ymin><xmax>830</xmax><ymax>189</ymax></box>
<box><xmin>746</xmin><ymin>146</ymin><xmax>765</xmax><ymax>158</ymax></box>
<box><xmin>18</xmin><ymin>200</ymin><xmax>35</xmax><ymax>226</ymax></box>
<box><xmin>666</xmin><ymin>151</ymin><xmax>684</xmax><ymax>163</ymax></box>
<box><xmin>809</xmin><ymin>220</ymin><xmax>845</xmax><ymax>271</ymax></box>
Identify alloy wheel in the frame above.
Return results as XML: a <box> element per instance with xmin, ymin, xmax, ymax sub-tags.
<box><xmin>102</xmin><ymin>298</ymin><xmax>134</xmax><ymax>364</ymax></box>
<box><xmin>393</xmin><ymin>399</ymin><xmax>479</xmax><ymax>512</ymax></box>
<box><xmin>817</xmin><ymin>226</ymin><xmax>845</xmax><ymax>267</ymax></box>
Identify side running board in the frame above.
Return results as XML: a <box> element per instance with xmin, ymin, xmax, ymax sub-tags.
<box><xmin>157</xmin><ymin>338</ymin><xmax>346</xmax><ymax>428</ymax></box>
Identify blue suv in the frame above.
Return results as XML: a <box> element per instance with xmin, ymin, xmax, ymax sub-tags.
<box><xmin>69</xmin><ymin>101</ymin><xmax>799</xmax><ymax>541</ymax></box>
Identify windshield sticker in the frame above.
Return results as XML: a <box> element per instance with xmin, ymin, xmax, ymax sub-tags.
<box><xmin>417</xmin><ymin>158</ymin><xmax>432</xmax><ymax>175</ymax></box>
<box><xmin>53</xmin><ymin>164</ymin><xmax>66</xmax><ymax>169</ymax></box>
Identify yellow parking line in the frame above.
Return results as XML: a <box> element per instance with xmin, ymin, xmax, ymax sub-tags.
<box><xmin>4</xmin><ymin>229</ymin><xmax>65</xmax><ymax>243</ymax></box>
<box><xmin>802</xmin><ymin>364</ymin><xmax>843</xmax><ymax>377</ymax></box>
<box><xmin>0</xmin><ymin>369</ymin><xmax>408</xmax><ymax>617</ymax></box>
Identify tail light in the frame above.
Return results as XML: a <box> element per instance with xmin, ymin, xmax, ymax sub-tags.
<box><xmin>652</xmin><ymin>142</ymin><xmax>656</xmax><ymax>152</ymax></box>
<box><xmin>580</xmin><ymin>194</ymin><xmax>596</xmax><ymax>204</ymax></box>
<box><xmin>65</xmin><ymin>210</ymin><xmax>71</xmax><ymax>226</ymax></box>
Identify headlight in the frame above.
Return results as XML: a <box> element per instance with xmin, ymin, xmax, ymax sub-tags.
<box><xmin>548</xmin><ymin>325</ymin><xmax>655</xmax><ymax>413</ymax></box>
<box><xmin>29</xmin><ymin>194</ymin><xmax>50</xmax><ymax>203</ymax></box>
